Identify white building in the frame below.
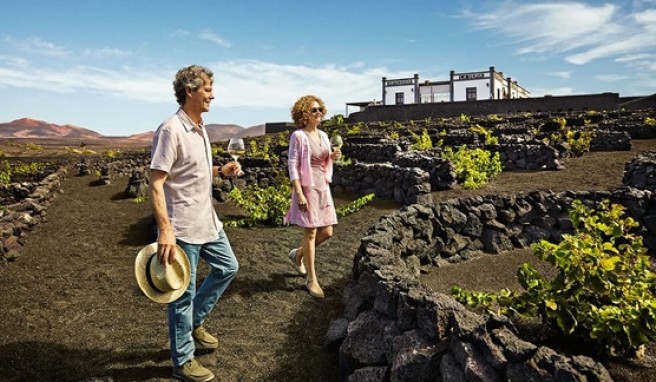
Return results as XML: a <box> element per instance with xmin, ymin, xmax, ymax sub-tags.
<box><xmin>382</xmin><ymin>66</ymin><xmax>530</xmax><ymax>106</ymax></box>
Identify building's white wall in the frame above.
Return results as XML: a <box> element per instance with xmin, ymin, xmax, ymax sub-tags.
<box><xmin>515</xmin><ymin>86</ymin><xmax>530</xmax><ymax>98</ymax></box>
<box><xmin>385</xmin><ymin>84</ymin><xmax>415</xmax><ymax>105</ymax></box>
<box><xmin>493</xmin><ymin>78</ymin><xmax>506</xmax><ymax>99</ymax></box>
<box><xmin>453</xmin><ymin>78</ymin><xmax>490</xmax><ymax>101</ymax></box>
<box><xmin>379</xmin><ymin>68</ymin><xmax>528</xmax><ymax>106</ymax></box>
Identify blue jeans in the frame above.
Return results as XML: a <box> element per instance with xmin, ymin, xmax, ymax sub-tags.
<box><xmin>168</xmin><ymin>230</ymin><xmax>239</xmax><ymax>367</ymax></box>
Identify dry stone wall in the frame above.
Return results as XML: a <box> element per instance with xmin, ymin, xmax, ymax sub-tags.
<box><xmin>331</xmin><ymin>276</ymin><xmax>614</xmax><ymax>382</ymax></box>
<box><xmin>329</xmin><ymin>187</ymin><xmax>655</xmax><ymax>381</ymax></box>
<box><xmin>0</xmin><ymin>166</ymin><xmax>68</xmax><ymax>270</ymax></box>
<box><xmin>623</xmin><ymin>151</ymin><xmax>656</xmax><ymax>193</ymax></box>
<box><xmin>332</xmin><ymin>163</ymin><xmax>432</xmax><ymax>205</ymax></box>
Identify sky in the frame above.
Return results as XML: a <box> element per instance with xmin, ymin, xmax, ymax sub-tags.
<box><xmin>1</xmin><ymin>0</ymin><xmax>655</xmax><ymax>137</ymax></box>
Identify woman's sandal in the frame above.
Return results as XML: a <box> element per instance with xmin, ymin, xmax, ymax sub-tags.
<box><xmin>288</xmin><ymin>249</ymin><xmax>307</xmax><ymax>275</ymax></box>
<box><xmin>305</xmin><ymin>279</ymin><xmax>325</xmax><ymax>298</ymax></box>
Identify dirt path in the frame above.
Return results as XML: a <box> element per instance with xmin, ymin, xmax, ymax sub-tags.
<box><xmin>0</xmin><ymin>172</ymin><xmax>399</xmax><ymax>381</ymax></box>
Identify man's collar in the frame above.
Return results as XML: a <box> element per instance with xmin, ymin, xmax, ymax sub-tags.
<box><xmin>176</xmin><ymin>108</ymin><xmax>203</xmax><ymax>132</ymax></box>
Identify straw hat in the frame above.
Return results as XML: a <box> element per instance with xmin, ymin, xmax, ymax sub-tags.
<box><xmin>135</xmin><ymin>242</ymin><xmax>191</xmax><ymax>304</ymax></box>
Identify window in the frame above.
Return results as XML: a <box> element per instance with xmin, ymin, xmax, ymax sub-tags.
<box><xmin>395</xmin><ymin>92</ymin><xmax>404</xmax><ymax>105</ymax></box>
<box><xmin>466</xmin><ymin>87</ymin><xmax>477</xmax><ymax>101</ymax></box>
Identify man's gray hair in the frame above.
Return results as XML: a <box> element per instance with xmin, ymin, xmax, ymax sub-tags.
<box><xmin>173</xmin><ymin>65</ymin><xmax>214</xmax><ymax>106</ymax></box>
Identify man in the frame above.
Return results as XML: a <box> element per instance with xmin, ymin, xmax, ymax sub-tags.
<box><xmin>150</xmin><ymin>65</ymin><xmax>240</xmax><ymax>382</ymax></box>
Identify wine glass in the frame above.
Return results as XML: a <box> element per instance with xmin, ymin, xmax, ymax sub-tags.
<box><xmin>330</xmin><ymin>134</ymin><xmax>343</xmax><ymax>163</ymax></box>
<box><xmin>227</xmin><ymin>138</ymin><xmax>245</xmax><ymax>161</ymax></box>
<box><xmin>227</xmin><ymin>138</ymin><xmax>245</xmax><ymax>177</ymax></box>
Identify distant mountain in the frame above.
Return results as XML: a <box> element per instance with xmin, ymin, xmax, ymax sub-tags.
<box><xmin>0</xmin><ymin>118</ymin><xmax>266</xmax><ymax>143</ymax></box>
<box><xmin>205</xmin><ymin>124</ymin><xmax>243</xmax><ymax>142</ymax></box>
<box><xmin>0</xmin><ymin>118</ymin><xmax>104</xmax><ymax>139</ymax></box>
<box><xmin>206</xmin><ymin>124</ymin><xmax>267</xmax><ymax>141</ymax></box>
<box><xmin>232</xmin><ymin>124</ymin><xmax>266</xmax><ymax>139</ymax></box>
<box><xmin>134</xmin><ymin>124</ymin><xmax>266</xmax><ymax>143</ymax></box>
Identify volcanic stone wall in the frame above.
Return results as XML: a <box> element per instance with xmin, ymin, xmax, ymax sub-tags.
<box><xmin>0</xmin><ymin>166</ymin><xmax>68</xmax><ymax>269</ymax></box>
<box><xmin>623</xmin><ymin>151</ymin><xmax>656</xmax><ymax>193</ymax></box>
<box><xmin>332</xmin><ymin>164</ymin><xmax>432</xmax><ymax>205</ymax></box>
<box><xmin>329</xmin><ymin>187</ymin><xmax>655</xmax><ymax>381</ymax></box>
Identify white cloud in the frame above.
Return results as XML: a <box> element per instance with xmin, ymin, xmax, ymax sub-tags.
<box><xmin>5</xmin><ymin>36</ymin><xmax>70</xmax><ymax>57</ymax></box>
<box><xmin>0</xmin><ymin>64</ymin><xmax>171</xmax><ymax>101</ymax></box>
<box><xmin>84</xmin><ymin>47</ymin><xmax>130</xmax><ymax>58</ymax></box>
<box><xmin>466</xmin><ymin>2</ymin><xmax>656</xmax><ymax>65</ymax></box>
<box><xmin>615</xmin><ymin>53</ymin><xmax>653</xmax><ymax>62</ymax></box>
<box><xmin>0</xmin><ymin>59</ymin><xmax>407</xmax><ymax>115</ymax></box>
<box><xmin>199</xmin><ymin>31</ymin><xmax>232</xmax><ymax>48</ymax></box>
<box><xmin>595</xmin><ymin>74</ymin><xmax>628</xmax><ymax>82</ymax></box>
<box><xmin>550</xmin><ymin>71</ymin><xmax>571</xmax><ymax>80</ymax></box>
<box><xmin>172</xmin><ymin>29</ymin><xmax>191</xmax><ymax>37</ymax></box>
<box><xmin>468</xmin><ymin>3</ymin><xmax>619</xmax><ymax>55</ymax></box>
<box><xmin>0</xmin><ymin>55</ymin><xmax>29</xmax><ymax>67</ymax></box>
<box><xmin>529</xmin><ymin>86</ymin><xmax>577</xmax><ymax>97</ymax></box>
<box><xmin>210</xmin><ymin>60</ymin><xmax>406</xmax><ymax>114</ymax></box>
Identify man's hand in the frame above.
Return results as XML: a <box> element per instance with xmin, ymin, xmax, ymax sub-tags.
<box><xmin>157</xmin><ymin>228</ymin><xmax>177</xmax><ymax>264</ymax></box>
<box><xmin>222</xmin><ymin>161</ymin><xmax>244</xmax><ymax>177</ymax></box>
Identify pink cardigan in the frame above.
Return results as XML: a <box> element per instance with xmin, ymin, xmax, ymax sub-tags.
<box><xmin>287</xmin><ymin>129</ymin><xmax>333</xmax><ymax>186</ymax></box>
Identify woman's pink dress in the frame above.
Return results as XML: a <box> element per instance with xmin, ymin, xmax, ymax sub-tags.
<box><xmin>285</xmin><ymin>132</ymin><xmax>337</xmax><ymax>228</ymax></box>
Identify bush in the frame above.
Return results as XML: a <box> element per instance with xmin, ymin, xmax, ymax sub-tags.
<box><xmin>566</xmin><ymin>130</ymin><xmax>594</xmax><ymax>157</ymax></box>
<box><xmin>225</xmin><ymin>180</ymin><xmax>374</xmax><ymax>227</ymax></box>
<box><xmin>409</xmin><ymin>128</ymin><xmax>433</xmax><ymax>151</ymax></box>
<box><xmin>441</xmin><ymin>145</ymin><xmax>502</xmax><ymax>189</ymax></box>
<box><xmin>0</xmin><ymin>160</ymin><xmax>48</xmax><ymax>185</ymax></box>
<box><xmin>225</xmin><ymin>181</ymin><xmax>291</xmax><ymax>227</ymax></box>
<box><xmin>452</xmin><ymin>199</ymin><xmax>656</xmax><ymax>356</ymax></box>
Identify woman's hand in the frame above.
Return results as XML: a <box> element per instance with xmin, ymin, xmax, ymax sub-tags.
<box><xmin>330</xmin><ymin>149</ymin><xmax>341</xmax><ymax>161</ymax></box>
<box><xmin>296</xmin><ymin>191</ymin><xmax>309</xmax><ymax>212</ymax></box>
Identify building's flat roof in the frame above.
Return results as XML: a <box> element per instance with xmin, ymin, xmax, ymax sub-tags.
<box><xmin>346</xmin><ymin>101</ymin><xmax>379</xmax><ymax>107</ymax></box>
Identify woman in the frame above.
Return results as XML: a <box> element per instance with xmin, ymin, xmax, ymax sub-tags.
<box><xmin>284</xmin><ymin>95</ymin><xmax>341</xmax><ymax>298</ymax></box>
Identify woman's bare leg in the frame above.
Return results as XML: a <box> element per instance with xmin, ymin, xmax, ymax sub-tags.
<box><xmin>301</xmin><ymin>227</ymin><xmax>317</xmax><ymax>282</ymax></box>
<box><xmin>295</xmin><ymin>225</ymin><xmax>332</xmax><ymax>266</ymax></box>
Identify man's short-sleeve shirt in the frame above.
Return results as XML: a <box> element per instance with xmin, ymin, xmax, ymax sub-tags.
<box><xmin>150</xmin><ymin>108</ymin><xmax>221</xmax><ymax>244</ymax></box>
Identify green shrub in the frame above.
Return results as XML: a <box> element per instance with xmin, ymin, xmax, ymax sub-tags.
<box><xmin>0</xmin><ymin>160</ymin><xmax>47</xmax><ymax>185</ymax></box>
<box><xmin>225</xmin><ymin>182</ymin><xmax>374</xmax><ymax>227</ymax></box>
<box><xmin>441</xmin><ymin>146</ymin><xmax>502</xmax><ymax>189</ymax></box>
<box><xmin>544</xmin><ymin>129</ymin><xmax>593</xmax><ymax>157</ymax></box>
<box><xmin>409</xmin><ymin>128</ymin><xmax>433</xmax><ymax>150</ymax></box>
<box><xmin>133</xmin><ymin>195</ymin><xmax>148</xmax><ymax>203</ymax></box>
<box><xmin>566</xmin><ymin>130</ymin><xmax>594</xmax><ymax>157</ymax></box>
<box><xmin>104</xmin><ymin>149</ymin><xmax>120</xmax><ymax>159</ymax></box>
<box><xmin>25</xmin><ymin>143</ymin><xmax>44</xmax><ymax>152</ymax></box>
<box><xmin>452</xmin><ymin>200</ymin><xmax>656</xmax><ymax>356</ymax></box>
<box><xmin>470</xmin><ymin>124</ymin><xmax>498</xmax><ymax>145</ymax></box>
<box><xmin>225</xmin><ymin>181</ymin><xmax>291</xmax><ymax>227</ymax></box>
<box><xmin>323</xmin><ymin>114</ymin><xmax>346</xmax><ymax>129</ymax></box>
<box><xmin>554</xmin><ymin>116</ymin><xmax>567</xmax><ymax>129</ymax></box>
<box><xmin>346</xmin><ymin>122</ymin><xmax>363</xmax><ymax>135</ymax></box>
<box><xmin>336</xmin><ymin>193</ymin><xmax>374</xmax><ymax>218</ymax></box>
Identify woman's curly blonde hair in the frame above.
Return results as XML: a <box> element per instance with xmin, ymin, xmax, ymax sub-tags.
<box><xmin>290</xmin><ymin>95</ymin><xmax>327</xmax><ymax>128</ymax></box>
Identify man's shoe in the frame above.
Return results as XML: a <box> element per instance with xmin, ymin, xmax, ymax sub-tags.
<box><xmin>172</xmin><ymin>358</ymin><xmax>215</xmax><ymax>382</ymax></box>
<box><xmin>193</xmin><ymin>325</ymin><xmax>219</xmax><ymax>350</ymax></box>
